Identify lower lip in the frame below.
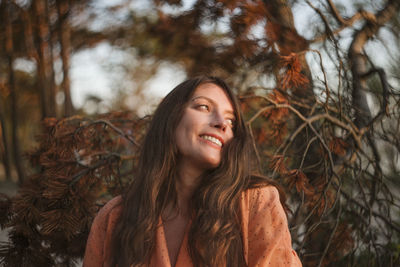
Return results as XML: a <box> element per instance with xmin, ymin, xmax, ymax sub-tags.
<box><xmin>199</xmin><ymin>137</ymin><xmax>222</xmax><ymax>150</ymax></box>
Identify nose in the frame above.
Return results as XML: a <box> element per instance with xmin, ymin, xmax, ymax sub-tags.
<box><xmin>211</xmin><ymin>112</ymin><xmax>228</xmax><ymax>132</ymax></box>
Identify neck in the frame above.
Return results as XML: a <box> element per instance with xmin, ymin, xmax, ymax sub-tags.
<box><xmin>174</xmin><ymin>160</ymin><xmax>204</xmax><ymax>216</ymax></box>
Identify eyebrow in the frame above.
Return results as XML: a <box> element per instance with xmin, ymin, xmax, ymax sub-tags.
<box><xmin>191</xmin><ymin>96</ymin><xmax>235</xmax><ymax>116</ymax></box>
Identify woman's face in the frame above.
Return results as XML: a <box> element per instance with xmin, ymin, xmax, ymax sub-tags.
<box><xmin>175</xmin><ymin>83</ymin><xmax>235</xmax><ymax>171</ymax></box>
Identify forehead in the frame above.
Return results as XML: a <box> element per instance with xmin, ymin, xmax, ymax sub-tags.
<box><xmin>192</xmin><ymin>83</ymin><xmax>234</xmax><ymax>110</ymax></box>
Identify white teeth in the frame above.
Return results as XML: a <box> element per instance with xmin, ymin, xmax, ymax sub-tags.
<box><xmin>201</xmin><ymin>135</ymin><xmax>222</xmax><ymax>147</ymax></box>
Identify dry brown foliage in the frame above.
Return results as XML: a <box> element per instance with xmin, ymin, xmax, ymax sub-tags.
<box><xmin>1</xmin><ymin>0</ymin><xmax>400</xmax><ymax>266</ymax></box>
<box><xmin>0</xmin><ymin>112</ymin><xmax>149</xmax><ymax>266</ymax></box>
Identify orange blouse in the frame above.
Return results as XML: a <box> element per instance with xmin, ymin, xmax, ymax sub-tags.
<box><xmin>83</xmin><ymin>186</ymin><xmax>302</xmax><ymax>267</ymax></box>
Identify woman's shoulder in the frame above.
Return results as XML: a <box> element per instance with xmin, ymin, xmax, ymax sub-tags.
<box><xmin>93</xmin><ymin>196</ymin><xmax>123</xmax><ymax>226</ymax></box>
<box><xmin>242</xmin><ymin>175</ymin><xmax>288</xmax><ymax>215</ymax></box>
<box><xmin>244</xmin><ymin>174</ymin><xmax>279</xmax><ymax>199</ymax></box>
<box><xmin>99</xmin><ymin>195</ymin><xmax>123</xmax><ymax>212</ymax></box>
<box><xmin>245</xmin><ymin>174</ymin><xmax>287</xmax><ymax>205</ymax></box>
<box><xmin>84</xmin><ymin>196</ymin><xmax>123</xmax><ymax>266</ymax></box>
<box><xmin>242</xmin><ymin>184</ymin><xmax>280</xmax><ymax>205</ymax></box>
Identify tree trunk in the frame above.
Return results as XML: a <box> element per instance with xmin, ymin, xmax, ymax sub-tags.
<box><xmin>261</xmin><ymin>0</ymin><xmax>321</xmax><ymax>180</ymax></box>
<box><xmin>349</xmin><ymin>0</ymin><xmax>400</xmax><ymax>129</ymax></box>
<box><xmin>348</xmin><ymin>0</ymin><xmax>400</xmax><ymax>238</ymax></box>
<box><xmin>5</xmin><ymin>0</ymin><xmax>25</xmax><ymax>184</ymax></box>
<box><xmin>0</xmin><ymin>105</ymin><xmax>11</xmax><ymax>181</ymax></box>
<box><xmin>20</xmin><ymin>4</ymin><xmax>38</xmax><ymax>61</ymax></box>
<box><xmin>262</xmin><ymin>0</ymin><xmax>313</xmax><ymax>100</ymax></box>
<box><xmin>56</xmin><ymin>0</ymin><xmax>74</xmax><ymax>117</ymax></box>
<box><xmin>34</xmin><ymin>0</ymin><xmax>56</xmax><ymax>119</ymax></box>
<box><xmin>45</xmin><ymin>0</ymin><xmax>57</xmax><ymax>117</ymax></box>
<box><xmin>260</xmin><ymin>1</ymin><xmax>329</xmax><ymax>265</ymax></box>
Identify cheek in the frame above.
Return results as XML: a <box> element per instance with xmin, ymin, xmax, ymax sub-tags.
<box><xmin>176</xmin><ymin>116</ymin><xmax>194</xmax><ymax>137</ymax></box>
<box><xmin>226</xmin><ymin>129</ymin><xmax>234</xmax><ymax>143</ymax></box>
<box><xmin>174</xmin><ymin>124</ymin><xmax>186</xmax><ymax>152</ymax></box>
<box><xmin>175</xmin><ymin>117</ymin><xmax>196</xmax><ymax>151</ymax></box>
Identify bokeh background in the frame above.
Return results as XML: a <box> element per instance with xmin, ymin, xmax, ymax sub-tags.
<box><xmin>1</xmin><ymin>0</ymin><xmax>400</xmax><ymax>266</ymax></box>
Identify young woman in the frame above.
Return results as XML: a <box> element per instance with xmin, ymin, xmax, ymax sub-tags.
<box><xmin>83</xmin><ymin>76</ymin><xmax>302</xmax><ymax>267</ymax></box>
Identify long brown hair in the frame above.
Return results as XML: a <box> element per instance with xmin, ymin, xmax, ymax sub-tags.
<box><xmin>110</xmin><ymin>76</ymin><xmax>275</xmax><ymax>267</ymax></box>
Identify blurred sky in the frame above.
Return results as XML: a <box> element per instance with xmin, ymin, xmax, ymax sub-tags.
<box><xmin>68</xmin><ymin>0</ymin><xmax>397</xmax><ymax>116</ymax></box>
<box><xmin>69</xmin><ymin>0</ymin><xmax>193</xmax><ymax>115</ymax></box>
<box><xmin>70</xmin><ymin>42</ymin><xmax>186</xmax><ymax>112</ymax></box>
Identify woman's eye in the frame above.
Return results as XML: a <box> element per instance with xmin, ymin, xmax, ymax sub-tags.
<box><xmin>226</xmin><ymin>118</ymin><xmax>235</xmax><ymax>127</ymax></box>
<box><xmin>197</xmin><ymin>104</ymin><xmax>209</xmax><ymax>111</ymax></box>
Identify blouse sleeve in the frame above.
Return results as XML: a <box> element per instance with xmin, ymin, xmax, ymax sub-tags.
<box><xmin>247</xmin><ymin>186</ymin><xmax>302</xmax><ymax>267</ymax></box>
<box><xmin>83</xmin><ymin>196</ymin><xmax>122</xmax><ymax>267</ymax></box>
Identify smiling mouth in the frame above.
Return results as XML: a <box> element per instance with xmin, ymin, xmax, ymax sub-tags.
<box><xmin>200</xmin><ymin>135</ymin><xmax>223</xmax><ymax>147</ymax></box>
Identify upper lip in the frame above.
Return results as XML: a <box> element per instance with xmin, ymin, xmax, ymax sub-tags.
<box><xmin>200</xmin><ymin>133</ymin><xmax>224</xmax><ymax>146</ymax></box>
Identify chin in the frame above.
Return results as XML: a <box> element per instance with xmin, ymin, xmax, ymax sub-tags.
<box><xmin>203</xmin><ymin>158</ymin><xmax>221</xmax><ymax>169</ymax></box>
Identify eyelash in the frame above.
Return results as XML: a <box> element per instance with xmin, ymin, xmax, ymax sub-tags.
<box><xmin>197</xmin><ymin>104</ymin><xmax>209</xmax><ymax>111</ymax></box>
<box><xmin>196</xmin><ymin>104</ymin><xmax>235</xmax><ymax>127</ymax></box>
<box><xmin>226</xmin><ymin>118</ymin><xmax>235</xmax><ymax>127</ymax></box>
